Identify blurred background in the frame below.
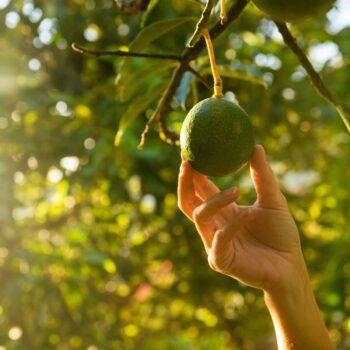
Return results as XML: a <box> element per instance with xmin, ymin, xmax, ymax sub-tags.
<box><xmin>0</xmin><ymin>0</ymin><xmax>350</xmax><ymax>349</ymax></box>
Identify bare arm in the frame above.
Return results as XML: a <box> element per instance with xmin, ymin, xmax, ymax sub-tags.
<box><xmin>177</xmin><ymin>144</ymin><xmax>334</xmax><ymax>350</ymax></box>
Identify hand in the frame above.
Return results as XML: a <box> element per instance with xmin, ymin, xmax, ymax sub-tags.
<box><xmin>177</xmin><ymin>145</ymin><xmax>308</xmax><ymax>293</ymax></box>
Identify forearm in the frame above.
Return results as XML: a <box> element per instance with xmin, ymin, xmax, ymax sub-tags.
<box><xmin>264</xmin><ymin>265</ymin><xmax>334</xmax><ymax>350</ymax></box>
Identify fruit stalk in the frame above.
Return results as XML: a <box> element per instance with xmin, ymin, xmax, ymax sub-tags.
<box><xmin>202</xmin><ymin>29</ymin><xmax>223</xmax><ymax>98</ymax></box>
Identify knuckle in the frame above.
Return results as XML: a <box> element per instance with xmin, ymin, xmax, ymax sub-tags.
<box><xmin>279</xmin><ymin>193</ymin><xmax>288</xmax><ymax>206</ymax></box>
<box><xmin>192</xmin><ymin>206</ymin><xmax>204</xmax><ymax>222</ymax></box>
<box><xmin>213</xmin><ymin>258</ymin><xmax>224</xmax><ymax>272</ymax></box>
<box><xmin>207</xmin><ymin>253</ymin><xmax>217</xmax><ymax>271</ymax></box>
<box><xmin>208</xmin><ymin>251</ymin><xmax>226</xmax><ymax>273</ymax></box>
<box><xmin>209</xmin><ymin>237</ymin><xmax>234</xmax><ymax>274</ymax></box>
<box><xmin>215</xmin><ymin>228</ymin><xmax>228</xmax><ymax>242</ymax></box>
<box><xmin>215</xmin><ymin>228</ymin><xmax>225</xmax><ymax>236</ymax></box>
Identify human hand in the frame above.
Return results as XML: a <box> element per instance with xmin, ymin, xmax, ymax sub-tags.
<box><xmin>177</xmin><ymin>145</ymin><xmax>308</xmax><ymax>294</ymax></box>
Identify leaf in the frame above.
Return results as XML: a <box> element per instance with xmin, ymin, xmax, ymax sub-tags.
<box><xmin>118</xmin><ymin>60</ymin><xmax>177</xmax><ymax>102</ymax></box>
<box><xmin>140</xmin><ymin>0</ymin><xmax>160</xmax><ymax>28</ymax></box>
<box><xmin>175</xmin><ymin>71</ymin><xmax>194</xmax><ymax>110</ymax></box>
<box><xmin>202</xmin><ymin>65</ymin><xmax>267</xmax><ymax>88</ymax></box>
<box><xmin>115</xmin><ymin>83</ymin><xmax>166</xmax><ymax>146</ymax></box>
<box><xmin>117</xmin><ymin>17</ymin><xmax>195</xmax><ymax>83</ymax></box>
<box><xmin>130</xmin><ymin>17</ymin><xmax>196</xmax><ymax>52</ymax></box>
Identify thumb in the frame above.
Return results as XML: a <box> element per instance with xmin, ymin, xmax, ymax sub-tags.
<box><xmin>250</xmin><ymin>145</ymin><xmax>287</xmax><ymax>209</ymax></box>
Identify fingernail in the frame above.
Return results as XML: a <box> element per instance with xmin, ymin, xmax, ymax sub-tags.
<box><xmin>258</xmin><ymin>144</ymin><xmax>267</xmax><ymax>162</ymax></box>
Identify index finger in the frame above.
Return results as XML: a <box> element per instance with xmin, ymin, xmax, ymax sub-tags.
<box><xmin>192</xmin><ymin>170</ymin><xmax>239</xmax><ymax>219</ymax></box>
<box><xmin>192</xmin><ymin>169</ymin><xmax>220</xmax><ymax>199</ymax></box>
<box><xmin>177</xmin><ymin>161</ymin><xmax>202</xmax><ymax>220</ymax></box>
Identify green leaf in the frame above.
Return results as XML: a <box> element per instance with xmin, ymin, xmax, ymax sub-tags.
<box><xmin>175</xmin><ymin>71</ymin><xmax>193</xmax><ymax>110</ymax></box>
<box><xmin>115</xmin><ymin>83</ymin><xmax>166</xmax><ymax>146</ymax></box>
<box><xmin>140</xmin><ymin>0</ymin><xmax>160</xmax><ymax>28</ymax></box>
<box><xmin>130</xmin><ymin>17</ymin><xmax>196</xmax><ymax>52</ymax></box>
<box><xmin>202</xmin><ymin>65</ymin><xmax>267</xmax><ymax>88</ymax></box>
<box><xmin>118</xmin><ymin>60</ymin><xmax>177</xmax><ymax>102</ymax></box>
<box><xmin>117</xmin><ymin>17</ymin><xmax>195</xmax><ymax>84</ymax></box>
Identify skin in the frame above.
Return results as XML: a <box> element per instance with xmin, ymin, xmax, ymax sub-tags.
<box><xmin>177</xmin><ymin>144</ymin><xmax>335</xmax><ymax>350</ymax></box>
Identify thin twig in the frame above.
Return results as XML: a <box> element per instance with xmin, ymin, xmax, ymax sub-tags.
<box><xmin>186</xmin><ymin>65</ymin><xmax>212</xmax><ymax>92</ymax></box>
<box><xmin>139</xmin><ymin>64</ymin><xmax>185</xmax><ymax>147</ymax></box>
<box><xmin>71</xmin><ymin>42</ymin><xmax>182</xmax><ymax>61</ymax></box>
<box><xmin>275</xmin><ymin>21</ymin><xmax>350</xmax><ymax>132</ymax></box>
<box><xmin>138</xmin><ymin>0</ymin><xmax>249</xmax><ymax>148</ymax></box>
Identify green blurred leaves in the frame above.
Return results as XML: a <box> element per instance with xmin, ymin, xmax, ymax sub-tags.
<box><xmin>115</xmin><ymin>81</ymin><xmax>167</xmax><ymax>145</ymax></box>
<box><xmin>129</xmin><ymin>17</ymin><xmax>196</xmax><ymax>52</ymax></box>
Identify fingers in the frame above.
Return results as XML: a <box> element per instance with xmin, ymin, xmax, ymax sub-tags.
<box><xmin>178</xmin><ymin>160</ymin><xmax>245</xmax><ymax>255</ymax></box>
<box><xmin>192</xmin><ymin>169</ymin><xmax>219</xmax><ymax>199</ymax></box>
<box><xmin>193</xmin><ymin>187</ymin><xmax>239</xmax><ymax>223</ymax></box>
<box><xmin>209</xmin><ymin>208</ymin><xmax>253</xmax><ymax>274</ymax></box>
<box><xmin>192</xmin><ymin>169</ymin><xmax>239</xmax><ymax>220</ymax></box>
<box><xmin>193</xmin><ymin>187</ymin><xmax>240</xmax><ymax>251</ymax></box>
<box><xmin>177</xmin><ymin>161</ymin><xmax>202</xmax><ymax>220</ymax></box>
<box><xmin>250</xmin><ymin>144</ymin><xmax>287</xmax><ymax>209</ymax></box>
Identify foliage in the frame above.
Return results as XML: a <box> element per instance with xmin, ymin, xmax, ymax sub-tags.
<box><xmin>0</xmin><ymin>0</ymin><xmax>349</xmax><ymax>349</ymax></box>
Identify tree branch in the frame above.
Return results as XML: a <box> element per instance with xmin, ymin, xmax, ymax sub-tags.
<box><xmin>188</xmin><ymin>0</ymin><xmax>216</xmax><ymax>48</ymax></box>
<box><xmin>72</xmin><ymin>1</ymin><xmax>249</xmax><ymax>147</ymax></box>
<box><xmin>116</xmin><ymin>0</ymin><xmax>152</xmax><ymax>15</ymax></box>
<box><xmin>275</xmin><ymin>21</ymin><xmax>350</xmax><ymax>133</ymax></box>
<box><xmin>138</xmin><ymin>0</ymin><xmax>249</xmax><ymax>148</ymax></box>
<box><xmin>71</xmin><ymin>42</ymin><xmax>182</xmax><ymax>61</ymax></box>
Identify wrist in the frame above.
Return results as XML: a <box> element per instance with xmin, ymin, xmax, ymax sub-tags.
<box><xmin>263</xmin><ymin>265</ymin><xmax>311</xmax><ymax>322</ymax></box>
<box><xmin>264</xmin><ymin>250</ymin><xmax>310</xmax><ymax>299</ymax></box>
<box><xmin>263</xmin><ymin>257</ymin><xmax>334</xmax><ymax>350</ymax></box>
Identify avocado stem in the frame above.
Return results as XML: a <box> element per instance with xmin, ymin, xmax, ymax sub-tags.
<box><xmin>220</xmin><ymin>0</ymin><xmax>228</xmax><ymax>24</ymax></box>
<box><xmin>202</xmin><ymin>29</ymin><xmax>223</xmax><ymax>98</ymax></box>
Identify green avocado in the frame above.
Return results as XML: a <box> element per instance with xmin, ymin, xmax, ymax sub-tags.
<box><xmin>180</xmin><ymin>97</ymin><xmax>255</xmax><ymax>177</ymax></box>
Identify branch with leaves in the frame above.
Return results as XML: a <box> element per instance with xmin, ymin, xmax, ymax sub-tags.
<box><xmin>73</xmin><ymin>0</ymin><xmax>349</xmax><ymax>151</ymax></box>
<box><xmin>72</xmin><ymin>0</ymin><xmax>248</xmax><ymax>148</ymax></box>
<box><xmin>71</xmin><ymin>43</ymin><xmax>211</xmax><ymax>91</ymax></box>
<box><xmin>275</xmin><ymin>22</ymin><xmax>350</xmax><ymax>132</ymax></box>
<box><xmin>139</xmin><ymin>0</ymin><xmax>249</xmax><ymax>148</ymax></box>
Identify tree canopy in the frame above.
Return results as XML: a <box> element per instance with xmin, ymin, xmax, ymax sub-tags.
<box><xmin>0</xmin><ymin>0</ymin><xmax>350</xmax><ymax>349</ymax></box>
